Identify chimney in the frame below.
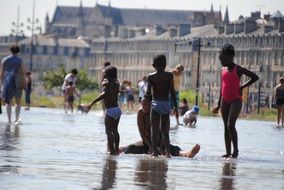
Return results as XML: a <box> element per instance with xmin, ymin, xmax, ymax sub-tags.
<box><xmin>178</xmin><ymin>24</ymin><xmax>191</xmax><ymax>36</ymax></box>
<box><xmin>119</xmin><ymin>28</ymin><xmax>128</xmax><ymax>39</ymax></box>
<box><xmin>128</xmin><ymin>29</ymin><xmax>135</xmax><ymax>38</ymax></box>
<box><xmin>155</xmin><ymin>25</ymin><xmax>165</xmax><ymax>36</ymax></box>
<box><xmin>136</xmin><ymin>28</ymin><xmax>146</xmax><ymax>36</ymax></box>
<box><xmin>244</xmin><ymin>19</ymin><xmax>258</xmax><ymax>33</ymax></box>
<box><xmin>104</xmin><ymin>25</ymin><xmax>112</xmax><ymax>38</ymax></box>
<box><xmin>168</xmin><ymin>27</ymin><xmax>177</xmax><ymax>37</ymax></box>
<box><xmin>264</xmin><ymin>14</ymin><xmax>271</xmax><ymax>22</ymax></box>
<box><xmin>279</xmin><ymin>20</ymin><xmax>284</xmax><ymax>32</ymax></box>
<box><xmin>225</xmin><ymin>23</ymin><xmax>234</xmax><ymax>34</ymax></box>
<box><xmin>234</xmin><ymin>23</ymin><xmax>244</xmax><ymax>34</ymax></box>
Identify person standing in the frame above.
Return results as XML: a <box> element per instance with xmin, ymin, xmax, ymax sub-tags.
<box><xmin>213</xmin><ymin>44</ymin><xmax>259</xmax><ymax>159</ymax></box>
<box><xmin>87</xmin><ymin>66</ymin><xmax>121</xmax><ymax>155</ymax></box>
<box><xmin>62</xmin><ymin>68</ymin><xmax>78</xmax><ymax>111</ymax></box>
<box><xmin>64</xmin><ymin>81</ymin><xmax>80</xmax><ymax>113</ymax></box>
<box><xmin>0</xmin><ymin>44</ymin><xmax>27</xmax><ymax>124</ymax></box>
<box><xmin>171</xmin><ymin>64</ymin><xmax>184</xmax><ymax>126</ymax></box>
<box><xmin>274</xmin><ymin>77</ymin><xmax>284</xmax><ymax>126</ymax></box>
<box><xmin>137</xmin><ymin>76</ymin><xmax>148</xmax><ymax>102</ymax></box>
<box><xmin>145</xmin><ymin>54</ymin><xmax>178</xmax><ymax>157</ymax></box>
<box><xmin>25</xmin><ymin>71</ymin><xmax>32</xmax><ymax>110</ymax></box>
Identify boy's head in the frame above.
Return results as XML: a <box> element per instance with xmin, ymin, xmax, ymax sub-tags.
<box><xmin>68</xmin><ymin>81</ymin><xmax>74</xmax><ymax>86</ymax></box>
<box><xmin>153</xmin><ymin>54</ymin><xmax>166</xmax><ymax>70</ymax></box>
<box><xmin>10</xmin><ymin>44</ymin><xmax>20</xmax><ymax>54</ymax></box>
<box><xmin>175</xmin><ymin>64</ymin><xmax>184</xmax><ymax>73</ymax></box>
<box><xmin>71</xmin><ymin>69</ymin><xmax>78</xmax><ymax>75</ymax></box>
<box><xmin>104</xmin><ymin>61</ymin><xmax>111</xmax><ymax>68</ymax></box>
<box><xmin>192</xmin><ymin>105</ymin><xmax>199</xmax><ymax>114</ymax></box>
<box><xmin>104</xmin><ymin>66</ymin><xmax>117</xmax><ymax>80</ymax></box>
<box><xmin>280</xmin><ymin>77</ymin><xmax>284</xmax><ymax>84</ymax></box>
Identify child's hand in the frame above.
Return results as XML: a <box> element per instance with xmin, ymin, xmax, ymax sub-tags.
<box><xmin>212</xmin><ymin>106</ymin><xmax>220</xmax><ymax>114</ymax></box>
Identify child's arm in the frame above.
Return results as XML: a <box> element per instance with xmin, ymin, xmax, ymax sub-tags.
<box><xmin>213</xmin><ymin>69</ymin><xmax>222</xmax><ymax>114</ymax></box>
<box><xmin>87</xmin><ymin>92</ymin><xmax>105</xmax><ymax>110</ymax></box>
<box><xmin>169</xmin><ymin>74</ymin><xmax>178</xmax><ymax>113</ymax></box>
<box><xmin>238</xmin><ymin>66</ymin><xmax>259</xmax><ymax>94</ymax></box>
<box><xmin>87</xmin><ymin>83</ymin><xmax>108</xmax><ymax>110</ymax></box>
<box><xmin>144</xmin><ymin>76</ymin><xmax>152</xmax><ymax>101</ymax></box>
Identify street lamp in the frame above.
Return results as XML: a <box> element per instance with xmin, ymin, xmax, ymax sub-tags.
<box><xmin>26</xmin><ymin>1</ymin><xmax>41</xmax><ymax>72</ymax></box>
<box><xmin>175</xmin><ymin>37</ymin><xmax>210</xmax><ymax>106</ymax></box>
<box><xmin>257</xmin><ymin>65</ymin><xmax>264</xmax><ymax>113</ymax></box>
<box><xmin>191</xmin><ymin>37</ymin><xmax>211</xmax><ymax>106</ymax></box>
<box><xmin>11</xmin><ymin>6</ymin><xmax>24</xmax><ymax>42</ymax></box>
<box><xmin>208</xmin><ymin>64</ymin><xmax>212</xmax><ymax>111</ymax></box>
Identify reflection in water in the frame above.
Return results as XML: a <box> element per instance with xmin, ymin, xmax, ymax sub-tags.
<box><xmin>219</xmin><ymin>162</ymin><xmax>237</xmax><ymax>190</ymax></box>
<box><xmin>0</xmin><ymin>124</ymin><xmax>21</xmax><ymax>176</ymax></box>
<box><xmin>134</xmin><ymin>159</ymin><xmax>168</xmax><ymax>190</ymax></box>
<box><xmin>98</xmin><ymin>157</ymin><xmax>117</xmax><ymax>190</ymax></box>
<box><xmin>0</xmin><ymin>124</ymin><xmax>20</xmax><ymax>151</ymax></box>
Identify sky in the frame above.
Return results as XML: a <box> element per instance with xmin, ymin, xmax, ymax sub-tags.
<box><xmin>0</xmin><ymin>0</ymin><xmax>283</xmax><ymax>36</ymax></box>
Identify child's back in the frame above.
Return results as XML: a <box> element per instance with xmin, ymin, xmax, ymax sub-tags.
<box><xmin>102</xmin><ymin>79</ymin><xmax>120</xmax><ymax>109</ymax></box>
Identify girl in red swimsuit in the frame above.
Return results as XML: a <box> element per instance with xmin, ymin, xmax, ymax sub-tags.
<box><xmin>213</xmin><ymin>44</ymin><xmax>259</xmax><ymax>159</ymax></box>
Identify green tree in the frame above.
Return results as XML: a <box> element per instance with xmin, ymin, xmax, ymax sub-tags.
<box><xmin>42</xmin><ymin>65</ymin><xmax>66</xmax><ymax>89</ymax></box>
<box><xmin>42</xmin><ymin>66</ymin><xmax>98</xmax><ymax>91</ymax></box>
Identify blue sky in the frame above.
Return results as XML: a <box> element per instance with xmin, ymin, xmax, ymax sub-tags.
<box><xmin>0</xmin><ymin>0</ymin><xmax>283</xmax><ymax>36</ymax></box>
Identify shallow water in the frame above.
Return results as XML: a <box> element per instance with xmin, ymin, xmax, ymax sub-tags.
<box><xmin>0</xmin><ymin>107</ymin><xmax>283</xmax><ymax>190</ymax></box>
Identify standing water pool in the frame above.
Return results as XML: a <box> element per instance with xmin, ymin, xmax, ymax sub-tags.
<box><xmin>0</xmin><ymin>107</ymin><xmax>283</xmax><ymax>190</ymax></box>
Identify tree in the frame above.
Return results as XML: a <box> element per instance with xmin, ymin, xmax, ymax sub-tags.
<box><xmin>42</xmin><ymin>66</ymin><xmax>98</xmax><ymax>91</ymax></box>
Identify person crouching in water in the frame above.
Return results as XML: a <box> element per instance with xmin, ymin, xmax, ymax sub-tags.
<box><xmin>145</xmin><ymin>54</ymin><xmax>178</xmax><ymax>157</ymax></box>
<box><xmin>183</xmin><ymin>105</ymin><xmax>199</xmax><ymax>126</ymax></box>
<box><xmin>87</xmin><ymin>66</ymin><xmax>121</xmax><ymax>155</ymax></box>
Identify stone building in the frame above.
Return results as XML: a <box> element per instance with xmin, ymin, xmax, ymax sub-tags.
<box><xmin>45</xmin><ymin>2</ymin><xmax>222</xmax><ymax>38</ymax></box>
<box><xmin>1</xmin><ymin>2</ymin><xmax>283</xmax><ymax>111</ymax></box>
<box><xmin>89</xmin><ymin>10</ymin><xmax>284</xmax><ymax>109</ymax></box>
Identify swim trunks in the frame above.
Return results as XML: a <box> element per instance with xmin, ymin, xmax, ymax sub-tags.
<box><xmin>151</xmin><ymin>100</ymin><xmax>171</xmax><ymax>115</ymax></box>
<box><xmin>106</xmin><ymin>107</ymin><xmax>122</xmax><ymax>120</ymax></box>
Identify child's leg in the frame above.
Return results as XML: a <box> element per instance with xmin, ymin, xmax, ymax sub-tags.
<box><xmin>105</xmin><ymin>115</ymin><xmax>115</xmax><ymax>155</ymax></box>
<box><xmin>277</xmin><ymin>105</ymin><xmax>281</xmax><ymax>125</ymax></box>
<box><xmin>70</xmin><ymin>102</ymin><xmax>74</xmax><ymax>113</ymax></box>
<box><xmin>227</xmin><ymin>100</ymin><xmax>242</xmax><ymax>158</ymax></box>
<box><xmin>151</xmin><ymin>110</ymin><xmax>161</xmax><ymax>157</ymax></box>
<box><xmin>113</xmin><ymin>117</ymin><xmax>120</xmax><ymax>155</ymax></box>
<box><xmin>281</xmin><ymin>104</ymin><xmax>284</xmax><ymax>126</ymax></box>
<box><xmin>221</xmin><ymin>99</ymin><xmax>231</xmax><ymax>157</ymax></box>
<box><xmin>161</xmin><ymin>114</ymin><xmax>171</xmax><ymax>157</ymax></box>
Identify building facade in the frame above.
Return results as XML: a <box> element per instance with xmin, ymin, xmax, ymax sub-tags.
<box><xmin>1</xmin><ymin>3</ymin><xmax>283</xmax><ymax>110</ymax></box>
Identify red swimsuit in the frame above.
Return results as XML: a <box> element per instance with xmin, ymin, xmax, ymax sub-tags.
<box><xmin>221</xmin><ymin>65</ymin><xmax>242</xmax><ymax>103</ymax></box>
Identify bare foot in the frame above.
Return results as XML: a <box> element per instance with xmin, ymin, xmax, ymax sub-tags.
<box><xmin>151</xmin><ymin>149</ymin><xmax>160</xmax><ymax>157</ymax></box>
<box><xmin>164</xmin><ymin>150</ymin><xmax>171</xmax><ymax>158</ymax></box>
<box><xmin>186</xmin><ymin>144</ymin><xmax>200</xmax><ymax>158</ymax></box>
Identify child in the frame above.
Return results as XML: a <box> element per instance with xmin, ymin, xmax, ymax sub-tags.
<box><xmin>213</xmin><ymin>44</ymin><xmax>259</xmax><ymax>159</ymax></box>
<box><xmin>87</xmin><ymin>66</ymin><xmax>121</xmax><ymax>155</ymax></box>
<box><xmin>64</xmin><ymin>81</ymin><xmax>80</xmax><ymax>113</ymax></box>
<box><xmin>179</xmin><ymin>98</ymin><xmax>189</xmax><ymax>116</ymax></box>
<box><xmin>183</xmin><ymin>105</ymin><xmax>199</xmax><ymax>126</ymax></box>
<box><xmin>145</xmin><ymin>54</ymin><xmax>178</xmax><ymax>157</ymax></box>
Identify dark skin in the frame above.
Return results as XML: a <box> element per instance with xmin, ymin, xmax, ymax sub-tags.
<box><xmin>137</xmin><ymin>99</ymin><xmax>200</xmax><ymax>157</ymax></box>
<box><xmin>145</xmin><ymin>65</ymin><xmax>177</xmax><ymax>158</ymax></box>
<box><xmin>87</xmin><ymin>78</ymin><xmax>120</xmax><ymax>155</ymax></box>
<box><xmin>213</xmin><ymin>50</ymin><xmax>259</xmax><ymax>158</ymax></box>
